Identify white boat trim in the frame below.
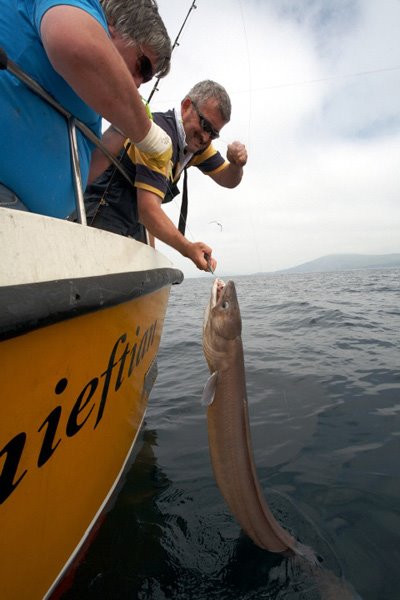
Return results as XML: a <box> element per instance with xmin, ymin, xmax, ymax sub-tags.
<box><xmin>0</xmin><ymin>207</ymin><xmax>174</xmax><ymax>285</ymax></box>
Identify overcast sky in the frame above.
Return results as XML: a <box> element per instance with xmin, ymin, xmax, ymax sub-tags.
<box><xmin>137</xmin><ymin>0</ymin><xmax>400</xmax><ymax>277</ymax></box>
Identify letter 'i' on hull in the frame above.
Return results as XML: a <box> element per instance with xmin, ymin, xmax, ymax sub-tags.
<box><xmin>0</xmin><ymin>209</ymin><xmax>183</xmax><ymax>599</ymax></box>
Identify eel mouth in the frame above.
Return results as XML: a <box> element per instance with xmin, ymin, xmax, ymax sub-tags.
<box><xmin>204</xmin><ymin>279</ymin><xmax>239</xmax><ymax>336</ymax></box>
<box><xmin>212</xmin><ymin>278</ymin><xmax>226</xmax><ymax>308</ymax></box>
<box><xmin>204</xmin><ymin>279</ymin><xmax>226</xmax><ymax>333</ymax></box>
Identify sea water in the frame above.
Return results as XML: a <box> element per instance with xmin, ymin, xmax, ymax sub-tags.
<box><xmin>64</xmin><ymin>269</ymin><xmax>400</xmax><ymax>599</ymax></box>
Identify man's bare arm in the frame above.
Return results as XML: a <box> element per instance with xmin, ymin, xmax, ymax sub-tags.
<box><xmin>88</xmin><ymin>125</ymin><xmax>126</xmax><ymax>183</ymax></box>
<box><xmin>40</xmin><ymin>6</ymin><xmax>150</xmax><ymax>143</ymax></box>
<box><xmin>137</xmin><ymin>189</ymin><xmax>217</xmax><ymax>272</ymax></box>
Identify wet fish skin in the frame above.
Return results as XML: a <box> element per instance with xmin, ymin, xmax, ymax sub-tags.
<box><xmin>202</xmin><ymin>279</ymin><xmax>313</xmax><ymax>556</ymax></box>
<box><xmin>202</xmin><ymin>279</ymin><xmax>362</xmax><ymax>599</ymax></box>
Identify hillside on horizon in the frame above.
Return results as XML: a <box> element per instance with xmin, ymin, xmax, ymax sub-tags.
<box><xmin>277</xmin><ymin>253</ymin><xmax>400</xmax><ymax>274</ymax></box>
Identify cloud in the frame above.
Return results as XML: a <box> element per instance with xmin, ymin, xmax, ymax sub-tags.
<box><xmin>139</xmin><ymin>0</ymin><xmax>400</xmax><ymax>277</ymax></box>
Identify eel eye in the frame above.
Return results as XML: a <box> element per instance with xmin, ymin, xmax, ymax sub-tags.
<box><xmin>222</xmin><ymin>301</ymin><xmax>230</xmax><ymax>310</ymax></box>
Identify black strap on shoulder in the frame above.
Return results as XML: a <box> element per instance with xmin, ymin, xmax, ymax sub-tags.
<box><xmin>0</xmin><ymin>47</ymin><xmax>8</xmax><ymax>70</ymax></box>
<box><xmin>178</xmin><ymin>168</ymin><xmax>188</xmax><ymax>235</ymax></box>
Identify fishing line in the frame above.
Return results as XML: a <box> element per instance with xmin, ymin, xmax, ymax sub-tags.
<box><xmin>164</xmin><ymin>0</ymin><xmax>260</xmax><ymax>275</ymax></box>
<box><xmin>234</xmin><ymin>0</ymin><xmax>263</xmax><ymax>275</ymax></box>
<box><xmin>147</xmin><ymin>1</ymin><xmax>198</xmax><ymax>104</ymax></box>
<box><xmin>143</xmin><ymin>0</ymin><xmax>225</xmax><ymax>265</ymax></box>
<box><xmin>148</xmin><ymin>1</ymin><xmax>199</xmax><ymax>247</ymax></box>
<box><xmin>229</xmin><ymin>64</ymin><xmax>400</xmax><ymax>96</ymax></box>
<box><xmin>156</xmin><ymin>63</ymin><xmax>400</xmax><ymax>108</ymax></box>
<box><xmin>266</xmin><ymin>488</ymin><xmax>346</xmax><ymax>579</ymax></box>
<box><xmin>92</xmin><ymin>1</ymin><xmax>198</xmax><ymax>233</ymax></box>
<box><xmin>237</xmin><ymin>0</ymin><xmax>252</xmax><ymax>152</ymax></box>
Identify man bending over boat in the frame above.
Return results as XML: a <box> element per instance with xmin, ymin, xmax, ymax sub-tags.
<box><xmin>84</xmin><ymin>80</ymin><xmax>248</xmax><ymax>272</ymax></box>
<box><xmin>0</xmin><ymin>0</ymin><xmax>172</xmax><ymax>219</ymax></box>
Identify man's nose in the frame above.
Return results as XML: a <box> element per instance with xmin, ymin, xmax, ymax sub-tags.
<box><xmin>133</xmin><ymin>74</ymin><xmax>142</xmax><ymax>88</ymax></box>
<box><xmin>199</xmin><ymin>130</ymin><xmax>210</xmax><ymax>144</ymax></box>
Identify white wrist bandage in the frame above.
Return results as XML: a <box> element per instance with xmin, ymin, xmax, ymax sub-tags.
<box><xmin>135</xmin><ymin>121</ymin><xmax>171</xmax><ymax>155</ymax></box>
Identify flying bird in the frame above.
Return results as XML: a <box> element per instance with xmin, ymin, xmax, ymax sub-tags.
<box><xmin>209</xmin><ymin>220</ymin><xmax>223</xmax><ymax>231</ymax></box>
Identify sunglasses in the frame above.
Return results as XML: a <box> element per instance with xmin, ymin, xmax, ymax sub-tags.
<box><xmin>191</xmin><ymin>100</ymin><xmax>220</xmax><ymax>140</ymax></box>
<box><xmin>137</xmin><ymin>54</ymin><xmax>154</xmax><ymax>84</ymax></box>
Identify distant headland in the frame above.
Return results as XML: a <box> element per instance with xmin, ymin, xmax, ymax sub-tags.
<box><xmin>277</xmin><ymin>253</ymin><xmax>400</xmax><ymax>274</ymax></box>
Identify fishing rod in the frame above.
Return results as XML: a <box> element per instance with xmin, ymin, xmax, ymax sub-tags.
<box><xmin>0</xmin><ymin>3</ymin><xmax>199</xmax><ymax>227</ymax></box>
<box><xmin>147</xmin><ymin>0</ymin><xmax>197</xmax><ymax>103</ymax></box>
<box><xmin>81</xmin><ymin>0</ymin><xmax>199</xmax><ymax>230</ymax></box>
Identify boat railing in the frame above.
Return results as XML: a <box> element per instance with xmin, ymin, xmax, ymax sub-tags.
<box><xmin>0</xmin><ymin>47</ymin><xmax>135</xmax><ymax>226</ymax></box>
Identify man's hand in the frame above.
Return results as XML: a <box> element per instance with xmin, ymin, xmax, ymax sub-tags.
<box><xmin>226</xmin><ymin>141</ymin><xmax>247</xmax><ymax>167</ymax></box>
<box><xmin>210</xmin><ymin>140</ymin><xmax>247</xmax><ymax>188</ymax></box>
<box><xmin>184</xmin><ymin>242</ymin><xmax>217</xmax><ymax>272</ymax></box>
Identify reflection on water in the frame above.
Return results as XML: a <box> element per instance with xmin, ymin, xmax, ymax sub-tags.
<box><xmin>65</xmin><ymin>270</ymin><xmax>400</xmax><ymax>599</ymax></box>
<box><xmin>64</xmin><ymin>427</ymin><xmax>359</xmax><ymax>600</ymax></box>
<box><xmin>62</xmin><ymin>429</ymin><xmax>177</xmax><ymax>598</ymax></box>
<box><xmin>62</xmin><ymin>429</ymin><xmax>322</xmax><ymax>599</ymax></box>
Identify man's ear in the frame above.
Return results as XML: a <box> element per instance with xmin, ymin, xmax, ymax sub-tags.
<box><xmin>181</xmin><ymin>97</ymin><xmax>191</xmax><ymax>116</ymax></box>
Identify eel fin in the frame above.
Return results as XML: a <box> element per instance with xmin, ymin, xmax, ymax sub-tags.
<box><xmin>201</xmin><ymin>371</ymin><xmax>218</xmax><ymax>406</ymax></box>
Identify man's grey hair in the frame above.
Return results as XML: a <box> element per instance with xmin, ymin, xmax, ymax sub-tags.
<box><xmin>186</xmin><ymin>80</ymin><xmax>231</xmax><ymax>122</ymax></box>
<box><xmin>100</xmin><ymin>0</ymin><xmax>171</xmax><ymax>78</ymax></box>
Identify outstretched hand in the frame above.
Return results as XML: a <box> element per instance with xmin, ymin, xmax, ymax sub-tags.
<box><xmin>185</xmin><ymin>242</ymin><xmax>217</xmax><ymax>272</ymax></box>
<box><xmin>227</xmin><ymin>141</ymin><xmax>247</xmax><ymax>167</ymax></box>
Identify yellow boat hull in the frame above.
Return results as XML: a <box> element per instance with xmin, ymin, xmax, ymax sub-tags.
<box><xmin>0</xmin><ymin>289</ymin><xmax>171</xmax><ymax>599</ymax></box>
<box><xmin>0</xmin><ymin>209</ymin><xmax>183</xmax><ymax>599</ymax></box>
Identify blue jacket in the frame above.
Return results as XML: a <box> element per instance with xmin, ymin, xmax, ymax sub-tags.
<box><xmin>0</xmin><ymin>0</ymin><xmax>106</xmax><ymax>218</ymax></box>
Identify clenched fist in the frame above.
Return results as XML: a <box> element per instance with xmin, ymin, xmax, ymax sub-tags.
<box><xmin>226</xmin><ymin>141</ymin><xmax>247</xmax><ymax>167</ymax></box>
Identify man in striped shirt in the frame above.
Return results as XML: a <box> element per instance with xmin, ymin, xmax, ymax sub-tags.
<box><xmin>84</xmin><ymin>80</ymin><xmax>248</xmax><ymax>273</ymax></box>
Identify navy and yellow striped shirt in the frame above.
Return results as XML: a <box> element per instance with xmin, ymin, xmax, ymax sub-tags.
<box><xmin>130</xmin><ymin>109</ymin><xmax>228</xmax><ymax>200</ymax></box>
<box><xmin>84</xmin><ymin>109</ymin><xmax>228</xmax><ymax>238</ymax></box>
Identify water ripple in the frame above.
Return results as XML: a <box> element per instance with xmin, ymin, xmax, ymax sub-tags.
<box><xmin>66</xmin><ymin>268</ymin><xmax>400</xmax><ymax>600</ymax></box>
